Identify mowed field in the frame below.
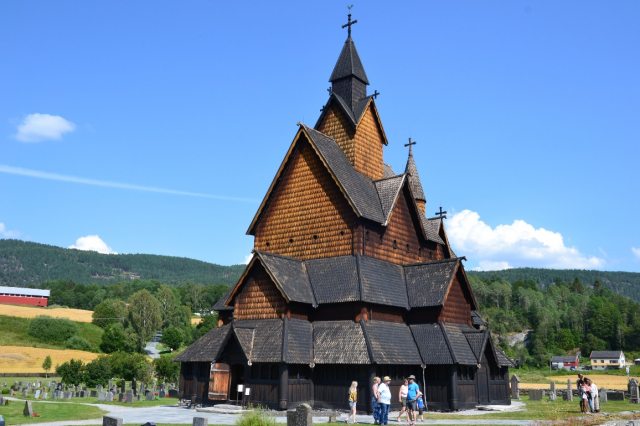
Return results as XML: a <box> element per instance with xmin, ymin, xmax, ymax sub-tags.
<box><xmin>0</xmin><ymin>346</ymin><xmax>98</xmax><ymax>373</ymax></box>
<box><xmin>0</xmin><ymin>303</ymin><xmax>93</xmax><ymax>322</ymax></box>
<box><xmin>520</xmin><ymin>375</ymin><xmax>638</xmax><ymax>390</ymax></box>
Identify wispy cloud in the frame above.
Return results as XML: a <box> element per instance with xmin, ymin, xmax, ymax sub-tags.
<box><xmin>14</xmin><ymin>113</ymin><xmax>75</xmax><ymax>142</ymax></box>
<box><xmin>632</xmin><ymin>247</ymin><xmax>640</xmax><ymax>260</ymax></box>
<box><xmin>0</xmin><ymin>164</ymin><xmax>258</xmax><ymax>202</ymax></box>
<box><xmin>69</xmin><ymin>235</ymin><xmax>117</xmax><ymax>254</ymax></box>
<box><xmin>0</xmin><ymin>223</ymin><xmax>20</xmax><ymax>238</ymax></box>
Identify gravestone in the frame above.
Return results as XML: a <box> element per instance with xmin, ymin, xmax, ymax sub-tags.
<box><xmin>630</xmin><ymin>379</ymin><xmax>639</xmax><ymax>404</ymax></box>
<box><xmin>169</xmin><ymin>389</ymin><xmax>179</xmax><ymax>398</ymax></box>
<box><xmin>125</xmin><ymin>391</ymin><xmax>134</xmax><ymax>404</ymax></box>
<box><xmin>510</xmin><ymin>374</ymin><xmax>520</xmax><ymax>400</ymax></box>
<box><xmin>91</xmin><ymin>390</ymin><xmax>98</xmax><ymax>397</ymax></box>
<box><xmin>608</xmin><ymin>391</ymin><xmax>625</xmax><ymax>401</ymax></box>
<box><xmin>132</xmin><ymin>378</ymin><xmax>137</xmax><ymax>396</ymax></box>
<box><xmin>22</xmin><ymin>389</ymin><xmax>29</xmax><ymax>397</ymax></box>
<box><xmin>75</xmin><ymin>392</ymin><xmax>80</xmax><ymax>398</ymax></box>
<box><xmin>103</xmin><ymin>415</ymin><xmax>123</xmax><ymax>426</ymax></box>
<box><xmin>23</xmin><ymin>401</ymin><xmax>34</xmax><ymax>417</ymax></box>
<box><xmin>549</xmin><ymin>381</ymin><xmax>556</xmax><ymax>401</ymax></box>
<box><xmin>139</xmin><ymin>384</ymin><xmax>145</xmax><ymax>396</ymax></box>
<box><xmin>35</xmin><ymin>390</ymin><xmax>41</xmax><ymax>399</ymax></box>
<box><xmin>43</xmin><ymin>392</ymin><xmax>48</xmax><ymax>399</ymax></box>
<box><xmin>98</xmin><ymin>392</ymin><xmax>106</xmax><ymax>402</ymax></box>
<box><xmin>31</xmin><ymin>388</ymin><xmax>36</xmax><ymax>394</ymax></box>
<box><xmin>137</xmin><ymin>394</ymin><xmax>142</xmax><ymax>401</ymax></box>
<box><xmin>287</xmin><ymin>403</ymin><xmax>312</xmax><ymax>426</ymax></box>
<box><xmin>158</xmin><ymin>389</ymin><xmax>165</xmax><ymax>398</ymax></box>
<box><xmin>64</xmin><ymin>391</ymin><xmax>73</xmax><ymax>399</ymax></box>
<box><xmin>529</xmin><ymin>389</ymin><xmax>543</xmax><ymax>400</ymax></box>
<box><xmin>0</xmin><ymin>396</ymin><xmax>5</xmax><ymax>406</ymax></box>
<box><xmin>600</xmin><ymin>387</ymin><xmax>608</xmax><ymax>403</ymax></box>
<box><xmin>121</xmin><ymin>381</ymin><xmax>126</xmax><ymax>395</ymax></box>
<box><xmin>193</xmin><ymin>417</ymin><xmax>209</xmax><ymax>426</ymax></box>
<box><xmin>566</xmin><ymin>379</ymin><xmax>573</xmax><ymax>402</ymax></box>
<box><xmin>106</xmin><ymin>391</ymin><xmax>113</xmax><ymax>402</ymax></box>
<box><xmin>146</xmin><ymin>392</ymin><xmax>154</xmax><ymax>401</ymax></box>
<box><xmin>97</xmin><ymin>385</ymin><xmax>103</xmax><ymax>392</ymax></box>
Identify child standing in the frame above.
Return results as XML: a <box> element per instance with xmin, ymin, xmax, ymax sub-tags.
<box><xmin>347</xmin><ymin>381</ymin><xmax>358</xmax><ymax>424</ymax></box>
<box><xmin>416</xmin><ymin>395</ymin><xmax>425</xmax><ymax>422</ymax></box>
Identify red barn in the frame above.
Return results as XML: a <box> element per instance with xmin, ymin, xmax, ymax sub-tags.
<box><xmin>0</xmin><ymin>286</ymin><xmax>50</xmax><ymax>307</ymax></box>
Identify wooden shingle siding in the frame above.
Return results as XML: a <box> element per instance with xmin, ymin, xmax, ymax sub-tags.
<box><xmin>438</xmin><ymin>271</ymin><xmax>473</xmax><ymax>325</ymax></box>
<box><xmin>254</xmin><ymin>139</ymin><xmax>357</xmax><ymax>260</ymax></box>
<box><xmin>234</xmin><ymin>264</ymin><xmax>286</xmax><ymax>320</ymax></box>
<box><xmin>317</xmin><ymin>104</ymin><xmax>384</xmax><ymax>180</ymax></box>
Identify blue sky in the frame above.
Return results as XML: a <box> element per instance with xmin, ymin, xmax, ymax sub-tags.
<box><xmin>1</xmin><ymin>1</ymin><xmax>639</xmax><ymax>272</ymax></box>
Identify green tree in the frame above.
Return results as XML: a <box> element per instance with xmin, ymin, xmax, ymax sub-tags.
<box><xmin>183</xmin><ymin>282</ymin><xmax>203</xmax><ymax>313</ymax></box>
<box><xmin>160</xmin><ymin>326</ymin><xmax>183</xmax><ymax>350</ymax></box>
<box><xmin>84</xmin><ymin>356</ymin><xmax>112</xmax><ymax>387</ymax></box>
<box><xmin>56</xmin><ymin>359</ymin><xmax>85</xmax><ymax>385</ymax></box>
<box><xmin>108</xmin><ymin>352</ymin><xmax>153</xmax><ymax>383</ymax></box>
<box><xmin>42</xmin><ymin>355</ymin><xmax>52</xmax><ymax>378</ymax></box>
<box><xmin>100</xmin><ymin>323</ymin><xmax>126</xmax><ymax>353</ymax></box>
<box><xmin>153</xmin><ymin>353</ymin><xmax>180</xmax><ymax>382</ymax></box>
<box><xmin>28</xmin><ymin>316</ymin><xmax>78</xmax><ymax>343</ymax></box>
<box><xmin>92</xmin><ymin>299</ymin><xmax>127</xmax><ymax>328</ymax></box>
<box><xmin>128</xmin><ymin>290</ymin><xmax>162</xmax><ymax>352</ymax></box>
<box><xmin>195</xmin><ymin>312</ymin><xmax>219</xmax><ymax>339</ymax></box>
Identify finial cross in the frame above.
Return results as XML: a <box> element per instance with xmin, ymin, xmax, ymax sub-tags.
<box><xmin>404</xmin><ymin>137</ymin><xmax>417</xmax><ymax>148</ymax></box>
<box><xmin>373</xmin><ymin>90</ymin><xmax>380</xmax><ymax>99</ymax></box>
<box><xmin>342</xmin><ymin>13</ymin><xmax>358</xmax><ymax>38</ymax></box>
<box><xmin>435</xmin><ymin>206</ymin><xmax>447</xmax><ymax>219</ymax></box>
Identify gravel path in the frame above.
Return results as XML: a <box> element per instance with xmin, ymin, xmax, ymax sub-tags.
<box><xmin>145</xmin><ymin>339</ymin><xmax>160</xmax><ymax>359</ymax></box>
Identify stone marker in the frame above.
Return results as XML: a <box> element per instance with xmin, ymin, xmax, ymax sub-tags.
<box><xmin>609</xmin><ymin>391</ymin><xmax>625</xmax><ymax>401</ymax></box>
<box><xmin>120</xmin><ymin>381</ymin><xmax>126</xmax><ymax>395</ymax></box>
<box><xmin>630</xmin><ymin>378</ymin><xmax>640</xmax><ymax>404</ymax></box>
<box><xmin>22</xmin><ymin>389</ymin><xmax>29</xmax><ymax>397</ymax></box>
<box><xmin>98</xmin><ymin>392</ymin><xmax>106</xmax><ymax>402</ymax></box>
<box><xmin>158</xmin><ymin>389</ymin><xmax>165</xmax><ymax>398</ymax></box>
<box><xmin>169</xmin><ymin>389</ymin><xmax>179</xmax><ymax>398</ymax></box>
<box><xmin>103</xmin><ymin>415</ymin><xmax>123</xmax><ymax>426</ymax></box>
<box><xmin>35</xmin><ymin>390</ymin><xmax>41</xmax><ymax>399</ymax></box>
<box><xmin>132</xmin><ymin>378</ymin><xmax>137</xmax><ymax>396</ymax></box>
<box><xmin>97</xmin><ymin>385</ymin><xmax>103</xmax><ymax>392</ymax></box>
<box><xmin>91</xmin><ymin>390</ymin><xmax>98</xmax><ymax>397</ymax></box>
<box><xmin>600</xmin><ymin>387</ymin><xmax>608</xmax><ymax>403</ymax></box>
<box><xmin>106</xmin><ymin>391</ymin><xmax>114</xmax><ymax>401</ymax></box>
<box><xmin>23</xmin><ymin>401</ymin><xmax>34</xmax><ymax>417</ymax></box>
<box><xmin>0</xmin><ymin>396</ymin><xmax>5</xmax><ymax>406</ymax></box>
<box><xmin>65</xmin><ymin>391</ymin><xmax>73</xmax><ymax>400</ymax></box>
<box><xmin>529</xmin><ymin>389</ymin><xmax>543</xmax><ymax>401</ymax></box>
<box><xmin>549</xmin><ymin>381</ymin><xmax>556</xmax><ymax>401</ymax></box>
<box><xmin>43</xmin><ymin>392</ymin><xmax>48</xmax><ymax>399</ymax></box>
<box><xmin>125</xmin><ymin>391</ymin><xmax>134</xmax><ymax>404</ymax></box>
<box><xmin>193</xmin><ymin>417</ymin><xmax>208</xmax><ymax>426</ymax></box>
<box><xmin>566</xmin><ymin>379</ymin><xmax>573</xmax><ymax>402</ymax></box>
<box><xmin>287</xmin><ymin>403</ymin><xmax>312</xmax><ymax>426</ymax></box>
<box><xmin>146</xmin><ymin>392</ymin><xmax>154</xmax><ymax>401</ymax></box>
<box><xmin>510</xmin><ymin>374</ymin><xmax>520</xmax><ymax>400</ymax></box>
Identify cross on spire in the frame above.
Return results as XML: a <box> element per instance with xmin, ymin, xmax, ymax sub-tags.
<box><xmin>342</xmin><ymin>13</ymin><xmax>358</xmax><ymax>38</ymax></box>
<box><xmin>435</xmin><ymin>206</ymin><xmax>447</xmax><ymax>219</ymax></box>
<box><xmin>372</xmin><ymin>90</ymin><xmax>380</xmax><ymax>99</ymax></box>
<box><xmin>404</xmin><ymin>138</ymin><xmax>417</xmax><ymax>148</ymax></box>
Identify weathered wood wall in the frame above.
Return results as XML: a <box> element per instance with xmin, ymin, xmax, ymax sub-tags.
<box><xmin>438</xmin><ymin>269</ymin><xmax>473</xmax><ymax>325</ymax></box>
<box><xmin>234</xmin><ymin>263</ymin><xmax>286</xmax><ymax>320</ymax></box>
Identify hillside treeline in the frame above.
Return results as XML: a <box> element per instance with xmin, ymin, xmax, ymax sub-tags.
<box><xmin>471</xmin><ymin>275</ymin><xmax>640</xmax><ymax>366</ymax></box>
<box><xmin>469</xmin><ymin>268</ymin><xmax>640</xmax><ymax>302</ymax></box>
<box><xmin>0</xmin><ymin>239</ymin><xmax>245</xmax><ymax>287</ymax></box>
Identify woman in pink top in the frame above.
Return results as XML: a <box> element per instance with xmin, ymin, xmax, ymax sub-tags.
<box><xmin>397</xmin><ymin>379</ymin><xmax>408</xmax><ymax>422</ymax></box>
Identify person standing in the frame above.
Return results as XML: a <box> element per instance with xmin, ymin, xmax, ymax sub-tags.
<box><xmin>577</xmin><ymin>374</ymin><xmax>586</xmax><ymax>414</ymax></box>
<box><xmin>378</xmin><ymin>376</ymin><xmax>392</xmax><ymax>426</ymax></box>
<box><xmin>372</xmin><ymin>377</ymin><xmax>381</xmax><ymax>425</ymax></box>
<box><xmin>588</xmin><ymin>378</ymin><xmax>599</xmax><ymax>413</ymax></box>
<box><xmin>406</xmin><ymin>375</ymin><xmax>422</xmax><ymax>426</ymax></box>
<box><xmin>397</xmin><ymin>379</ymin><xmax>408</xmax><ymax>422</ymax></box>
<box><xmin>416</xmin><ymin>394</ymin><xmax>425</xmax><ymax>422</ymax></box>
<box><xmin>347</xmin><ymin>381</ymin><xmax>358</xmax><ymax>424</ymax></box>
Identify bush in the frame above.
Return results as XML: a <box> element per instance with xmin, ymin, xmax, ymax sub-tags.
<box><xmin>108</xmin><ymin>351</ymin><xmax>152</xmax><ymax>382</ymax></box>
<box><xmin>235</xmin><ymin>407</ymin><xmax>276</xmax><ymax>426</ymax></box>
<box><xmin>100</xmin><ymin>323</ymin><xmax>125</xmax><ymax>354</ymax></box>
<box><xmin>66</xmin><ymin>335</ymin><xmax>93</xmax><ymax>351</ymax></box>
<box><xmin>28</xmin><ymin>316</ymin><xmax>78</xmax><ymax>343</ymax></box>
<box><xmin>84</xmin><ymin>356</ymin><xmax>112</xmax><ymax>387</ymax></box>
<box><xmin>1</xmin><ymin>388</ymin><xmax>9</xmax><ymax>395</ymax></box>
<box><xmin>153</xmin><ymin>353</ymin><xmax>180</xmax><ymax>382</ymax></box>
<box><xmin>160</xmin><ymin>326</ymin><xmax>183</xmax><ymax>350</ymax></box>
<box><xmin>56</xmin><ymin>358</ymin><xmax>85</xmax><ymax>385</ymax></box>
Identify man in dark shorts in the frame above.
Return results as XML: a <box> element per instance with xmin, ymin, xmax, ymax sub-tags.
<box><xmin>406</xmin><ymin>375</ymin><xmax>422</xmax><ymax>426</ymax></box>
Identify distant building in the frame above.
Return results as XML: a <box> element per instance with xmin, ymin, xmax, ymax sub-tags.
<box><xmin>590</xmin><ymin>351</ymin><xmax>625</xmax><ymax>369</ymax></box>
<box><xmin>551</xmin><ymin>353</ymin><xmax>581</xmax><ymax>370</ymax></box>
<box><xmin>0</xmin><ymin>286</ymin><xmax>50</xmax><ymax>307</ymax></box>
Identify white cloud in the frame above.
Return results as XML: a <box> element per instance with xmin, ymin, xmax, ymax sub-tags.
<box><xmin>0</xmin><ymin>223</ymin><xmax>20</xmax><ymax>238</ymax></box>
<box><xmin>69</xmin><ymin>235</ymin><xmax>117</xmax><ymax>254</ymax></box>
<box><xmin>448</xmin><ymin>210</ymin><xmax>604</xmax><ymax>269</ymax></box>
<box><xmin>243</xmin><ymin>254</ymin><xmax>253</xmax><ymax>264</ymax></box>
<box><xmin>14</xmin><ymin>113</ymin><xmax>76</xmax><ymax>142</ymax></box>
<box><xmin>632</xmin><ymin>247</ymin><xmax>640</xmax><ymax>260</ymax></box>
<box><xmin>475</xmin><ymin>261</ymin><xmax>512</xmax><ymax>271</ymax></box>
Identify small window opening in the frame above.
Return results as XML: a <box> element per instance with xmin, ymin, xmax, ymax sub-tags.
<box><xmin>406</xmin><ymin>244</ymin><xmax>410</xmax><ymax>252</ymax></box>
<box><xmin>379</xmin><ymin>235</ymin><xmax>383</xmax><ymax>245</ymax></box>
<box><xmin>313</xmin><ymin>235</ymin><xmax>318</xmax><ymax>240</ymax></box>
<box><xmin>289</xmin><ymin>238</ymin><xmax>294</xmax><ymax>244</ymax></box>
<box><xmin>340</xmin><ymin>230</ymin><xmax>345</xmax><ymax>236</ymax></box>
<box><xmin>266</xmin><ymin>242</ymin><xmax>270</xmax><ymax>247</ymax></box>
<box><xmin>365</xmin><ymin>231</ymin><xmax>370</xmax><ymax>241</ymax></box>
<box><xmin>393</xmin><ymin>240</ymin><xmax>397</xmax><ymax>249</ymax></box>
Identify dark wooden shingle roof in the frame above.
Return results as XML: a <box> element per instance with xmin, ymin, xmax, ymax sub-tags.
<box><xmin>410</xmin><ymin>323</ymin><xmax>454</xmax><ymax>364</ymax></box>
<box><xmin>306</xmin><ymin>255</ymin><xmax>360</xmax><ymax>304</ymax></box>
<box><xmin>257</xmin><ymin>251</ymin><xmax>315</xmax><ymax>306</ymax></box>
<box><xmin>329</xmin><ymin>37</ymin><xmax>369</xmax><ymax>84</ymax></box>
<box><xmin>404</xmin><ymin>258</ymin><xmax>460</xmax><ymax>308</ymax></box>
<box><xmin>313</xmin><ymin>321</ymin><xmax>370</xmax><ymax>364</ymax></box>
<box><xmin>286</xmin><ymin>318</ymin><xmax>313</xmax><ymax>364</ymax></box>
<box><xmin>359</xmin><ymin>254</ymin><xmax>408</xmax><ymax>309</ymax></box>
<box><xmin>234</xmin><ymin>319</ymin><xmax>283</xmax><ymax>363</ymax></box>
<box><xmin>362</xmin><ymin>320</ymin><xmax>422</xmax><ymax>365</ymax></box>
<box><xmin>173</xmin><ymin>324</ymin><xmax>231</xmax><ymax>362</ymax></box>
<box><xmin>442</xmin><ymin>323</ymin><xmax>478</xmax><ymax>365</ymax></box>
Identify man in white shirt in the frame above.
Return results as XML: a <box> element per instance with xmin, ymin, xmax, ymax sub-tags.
<box><xmin>377</xmin><ymin>376</ymin><xmax>392</xmax><ymax>425</ymax></box>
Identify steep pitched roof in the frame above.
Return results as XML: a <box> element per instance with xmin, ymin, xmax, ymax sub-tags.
<box><xmin>233</xmin><ymin>319</ymin><xmax>283</xmax><ymax>363</ymax></box>
<box><xmin>418</xmin><ymin>210</ymin><xmax>445</xmax><ymax>244</ymax></box>
<box><xmin>329</xmin><ymin>37</ymin><xmax>369</xmax><ymax>84</ymax></box>
<box><xmin>256</xmin><ymin>251</ymin><xmax>316</xmax><ymax>306</ymax></box>
<box><xmin>405</xmin><ymin>146</ymin><xmax>426</xmax><ymax>202</ymax></box>
<box><xmin>285</xmin><ymin>318</ymin><xmax>313</xmax><ymax>364</ymax></box>
<box><xmin>471</xmin><ymin>310</ymin><xmax>486</xmax><ymax>327</ymax></box>
<box><xmin>442</xmin><ymin>323</ymin><xmax>478</xmax><ymax>365</ymax></box>
<box><xmin>410</xmin><ymin>323</ymin><xmax>454</xmax><ymax>364</ymax></box>
<box><xmin>315</xmin><ymin>94</ymin><xmax>389</xmax><ymax>145</ymax></box>
<box><xmin>305</xmin><ymin>255</ymin><xmax>360</xmax><ymax>304</ymax></box>
<box><xmin>404</xmin><ymin>258</ymin><xmax>461</xmax><ymax>308</ymax></box>
<box><xmin>362</xmin><ymin>320</ymin><xmax>422</xmax><ymax>364</ymax></box>
<box><xmin>591</xmin><ymin>351</ymin><xmax>624</xmax><ymax>358</ymax></box>
<box><xmin>173</xmin><ymin>324</ymin><xmax>231</xmax><ymax>362</ymax></box>
<box><xmin>374</xmin><ymin>174</ymin><xmax>406</xmax><ymax>223</ymax></box>
<box><xmin>212</xmin><ymin>286</ymin><xmax>234</xmax><ymax>311</ymax></box>
<box><xmin>382</xmin><ymin>163</ymin><xmax>395</xmax><ymax>178</ymax></box>
<box><xmin>313</xmin><ymin>321</ymin><xmax>370</xmax><ymax>364</ymax></box>
<box><xmin>358</xmin><ymin>254</ymin><xmax>408</xmax><ymax>309</ymax></box>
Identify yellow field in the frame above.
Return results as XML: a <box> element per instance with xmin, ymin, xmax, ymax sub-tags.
<box><xmin>0</xmin><ymin>304</ymin><xmax>93</xmax><ymax>322</ymax></box>
<box><xmin>521</xmin><ymin>374</ymin><xmax>638</xmax><ymax>390</ymax></box>
<box><xmin>191</xmin><ymin>317</ymin><xmax>202</xmax><ymax>325</ymax></box>
<box><xmin>0</xmin><ymin>346</ymin><xmax>98</xmax><ymax>373</ymax></box>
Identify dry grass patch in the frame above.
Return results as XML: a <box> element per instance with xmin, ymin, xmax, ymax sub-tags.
<box><xmin>0</xmin><ymin>304</ymin><xmax>93</xmax><ymax>322</ymax></box>
<box><xmin>191</xmin><ymin>317</ymin><xmax>202</xmax><ymax>325</ymax></box>
<box><xmin>0</xmin><ymin>346</ymin><xmax>98</xmax><ymax>373</ymax></box>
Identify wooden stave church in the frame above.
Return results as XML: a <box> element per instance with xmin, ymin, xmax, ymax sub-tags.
<box><xmin>175</xmin><ymin>17</ymin><xmax>514</xmax><ymax>412</ymax></box>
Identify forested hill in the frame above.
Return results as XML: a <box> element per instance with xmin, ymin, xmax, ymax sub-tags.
<box><xmin>0</xmin><ymin>239</ymin><xmax>246</xmax><ymax>287</ymax></box>
<box><xmin>468</xmin><ymin>268</ymin><xmax>640</xmax><ymax>302</ymax></box>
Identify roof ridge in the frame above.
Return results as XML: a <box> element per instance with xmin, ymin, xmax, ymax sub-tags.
<box><xmin>403</xmin><ymin>257</ymin><xmax>463</xmax><ymax>267</ymax></box>
<box><xmin>373</xmin><ymin>173</ymin><xmax>407</xmax><ymax>183</ymax></box>
<box><xmin>439</xmin><ymin>322</ymin><xmax>458</xmax><ymax>365</ymax></box>
<box><xmin>360</xmin><ymin>319</ymin><xmax>376</xmax><ymax>364</ymax></box>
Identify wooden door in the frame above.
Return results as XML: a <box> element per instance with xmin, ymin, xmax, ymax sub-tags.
<box><xmin>209</xmin><ymin>363</ymin><xmax>230</xmax><ymax>400</ymax></box>
<box><xmin>477</xmin><ymin>366</ymin><xmax>489</xmax><ymax>405</ymax></box>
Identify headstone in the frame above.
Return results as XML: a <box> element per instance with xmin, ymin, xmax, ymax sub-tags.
<box><xmin>549</xmin><ymin>381</ymin><xmax>556</xmax><ymax>401</ymax></box>
<box><xmin>0</xmin><ymin>396</ymin><xmax>5</xmax><ymax>406</ymax></box>
<box><xmin>98</xmin><ymin>392</ymin><xmax>106</xmax><ymax>402</ymax></box>
<box><xmin>125</xmin><ymin>391</ymin><xmax>134</xmax><ymax>404</ymax></box>
<box><xmin>102</xmin><ymin>415</ymin><xmax>123</xmax><ymax>426</ymax></box>
<box><xmin>121</xmin><ymin>381</ymin><xmax>126</xmax><ymax>395</ymax></box>
<box><xmin>630</xmin><ymin>379</ymin><xmax>640</xmax><ymax>404</ymax></box>
<box><xmin>529</xmin><ymin>389</ymin><xmax>543</xmax><ymax>401</ymax></box>
<box><xmin>158</xmin><ymin>389</ymin><xmax>165</xmax><ymax>398</ymax></box>
<box><xmin>600</xmin><ymin>387</ymin><xmax>608</xmax><ymax>403</ymax></box>
<box><xmin>146</xmin><ymin>392</ymin><xmax>154</xmax><ymax>401</ymax></box>
<box><xmin>23</xmin><ymin>401</ymin><xmax>34</xmax><ymax>417</ymax></box>
<box><xmin>22</xmin><ymin>389</ymin><xmax>29</xmax><ymax>397</ymax></box>
<box><xmin>107</xmin><ymin>391</ymin><xmax>114</xmax><ymax>401</ymax></box>
<box><xmin>566</xmin><ymin>379</ymin><xmax>573</xmax><ymax>402</ymax></box>
<box><xmin>287</xmin><ymin>403</ymin><xmax>312</xmax><ymax>426</ymax></box>
<box><xmin>35</xmin><ymin>390</ymin><xmax>41</xmax><ymax>399</ymax></box>
<box><xmin>65</xmin><ymin>391</ymin><xmax>73</xmax><ymax>399</ymax></box>
<box><xmin>97</xmin><ymin>385</ymin><xmax>103</xmax><ymax>392</ymax></box>
<box><xmin>75</xmin><ymin>391</ymin><xmax>80</xmax><ymax>398</ymax></box>
<box><xmin>31</xmin><ymin>388</ymin><xmax>36</xmax><ymax>394</ymax></box>
<box><xmin>608</xmin><ymin>391</ymin><xmax>625</xmax><ymax>401</ymax></box>
<box><xmin>91</xmin><ymin>390</ymin><xmax>98</xmax><ymax>397</ymax></box>
<box><xmin>193</xmin><ymin>417</ymin><xmax>209</xmax><ymax>426</ymax></box>
<box><xmin>132</xmin><ymin>378</ymin><xmax>137</xmax><ymax>396</ymax></box>
<box><xmin>169</xmin><ymin>389</ymin><xmax>179</xmax><ymax>398</ymax></box>
<box><xmin>139</xmin><ymin>384</ymin><xmax>145</xmax><ymax>396</ymax></box>
<box><xmin>510</xmin><ymin>374</ymin><xmax>520</xmax><ymax>400</ymax></box>
<box><xmin>43</xmin><ymin>392</ymin><xmax>48</xmax><ymax>399</ymax></box>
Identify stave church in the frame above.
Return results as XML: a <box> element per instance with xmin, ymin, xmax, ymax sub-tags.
<box><xmin>175</xmin><ymin>14</ymin><xmax>514</xmax><ymax>412</ymax></box>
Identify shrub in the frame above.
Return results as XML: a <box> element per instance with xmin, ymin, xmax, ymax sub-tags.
<box><xmin>28</xmin><ymin>316</ymin><xmax>78</xmax><ymax>343</ymax></box>
<box><xmin>153</xmin><ymin>353</ymin><xmax>180</xmax><ymax>382</ymax></box>
<box><xmin>84</xmin><ymin>356</ymin><xmax>112</xmax><ymax>387</ymax></box>
<box><xmin>160</xmin><ymin>326</ymin><xmax>183</xmax><ymax>350</ymax></box>
<box><xmin>56</xmin><ymin>358</ymin><xmax>85</xmax><ymax>385</ymax></box>
<box><xmin>100</xmin><ymin>323</ymin><xmax>125</xmax><ymax>354</ymax></box>
<box><xmin>1</xmin><ymin>388</ymin><xmax>9</xmax><ymax>395</ymax></box>
<box><xmin>235</xmin><ymin>407</ymin><xmax>276</xmax><ymax>426</ymax></box>
<box><xmin>66</xmin><ymin>335</ymin><xmax>93</xmax><ymax>351</ymax></box>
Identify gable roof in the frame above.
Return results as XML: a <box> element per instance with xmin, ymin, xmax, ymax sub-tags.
<box><xmin>285</xmin><ymin>318</ymin><xmax>313</xmax><ymax>364</ymax></box>
<box><xmin>305</xmin><ymin>255</ymin><xmax>360</xmax><ymax>304</ymax></box>
<box><xmin>173</xmin><ymin>324</ymin><xmax>231</xmax><ymax>362</ymax></box>
<box><xmin>315</xmin><ymin>94</ymin><xmax>389</xmax><ymax>145</ymax></box>
<box><xmin>418</xmin><ymin>210</ymin><xmax>445</xmax><ymax>245</ymax></box>
<box><xmin>362</xmin><ymin>320</ymin><xmax>422</xmax><ymax>364</ymax></box>
<box><xmin>404</xmin><ymin>258</ymin><xmax>462</xmax><ymax>308</ymax></box>
<box><xmin>256</xmin><ymin>251</ymin><xmax>316</xmax><ymax>306</ymax></box>
<box><xmin>442</xmin><ymin>323</ymin><xmax>478</xmax><ymax>365</ymax></box>
<box><xmin>410</xmin><ymin>323</ymin><xmax>454</xmax><ymax>364</ymax></box>
<box><xmin>551</xmin><ymin>355</ymin><xmax>580</xmax><ymax>363</ymax></box>
<box><xmin>313</xmin><ymin>320</ymin><xmax>370</xmax><ymax>364</ymax></box>
<box><xmin>374</xmin><ymin>174</ymin><xmax>406</xmax><ymax>224</ymax></box>
<box><xmin>590</xmin><ymin>351</ymin><xmax>624</xmax><ymax>358</ymax></box>
<box><xmin>382</xmin><ymin>163</ymin><xmax>395</xmax><ymax>178</ymax></box>
<box><xmin>233</xmin><ymin>319</ymin><xmax>284</xmax><ymax>363</ymax></box>
<box><xmin>358</xmin><ymin>254</ymin><xmax>408</xmax><ymax>309</ymax></box>
<box><xmin>329</xmin><ymin>37</ymin><xmax>369</xmax><ymax>84</ymax></box>
<box><xmin>405</xmin><ymin>146</ymin><xmax>426</xmax><ymax>202</ymax></box>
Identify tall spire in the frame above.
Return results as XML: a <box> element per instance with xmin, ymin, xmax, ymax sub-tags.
<box><xmin>329</xmin><ymin>13</ymin><xmax>369</xmax><ymax>111</ymax></box>
<box><xmin>404</xmin><ymin>139</ymin><xmax>426</xmax><ymax>214</ymax></box>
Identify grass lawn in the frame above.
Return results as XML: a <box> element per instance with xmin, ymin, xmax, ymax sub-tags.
<box><xmin>0</xmin><ymin>400</ymin><xmax>105</xmax><ymax>424</ymax></box>
<box><xmin>510</xmin><ymin>364</ymin><xmax>640</xmax><ymax>384</ymax></box>
<box><xmin>0</xmin><ymin>315</ymin><xmax>104</xmax><ymax>350</ymax></box>
<box><xmin>10</xmin><ymin>394</ymin><xmax>180</xmax><ymax>408</ymax></box>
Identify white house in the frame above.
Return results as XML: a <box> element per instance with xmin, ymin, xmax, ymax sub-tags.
<box><xmin>590</xmin><ymin>351</ymin><xmax>625</xmax><ymax>370</ymax></box>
